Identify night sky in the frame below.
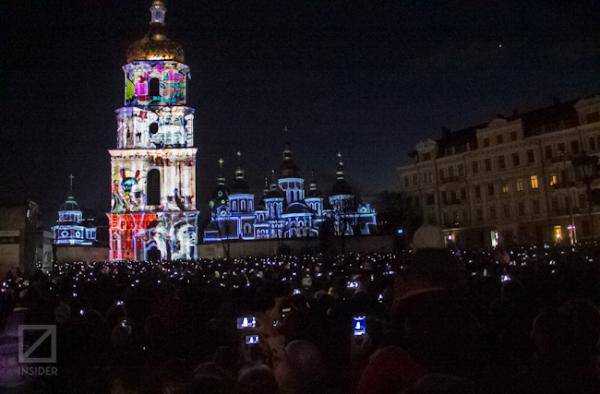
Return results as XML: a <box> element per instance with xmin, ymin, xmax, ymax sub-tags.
<box><xmin>4</xmin><ymin>0</ymin><xmax>599</xmax><ymax>225</ymax></box>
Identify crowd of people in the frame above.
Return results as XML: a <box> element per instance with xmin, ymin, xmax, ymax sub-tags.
<box><xmin>0</xmin><ymin>244</ymin><xmax>599</xmax><ymax>393</ymax></box>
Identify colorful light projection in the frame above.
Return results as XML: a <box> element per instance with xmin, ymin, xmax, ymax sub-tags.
<box><xmin>116</xmin><ymin>106</ymin><xmax>194</xmax><ymax>149</ymax></box>
<box><xmin>107</xmin><ymin>211</ymin><xmax>198</xmax><ymax>261</ymax></box>
<box><xmin>124</xmin><ymin>61</ymin><xmax>188</xmax><ymax>107</ymax></box>
<box><xmin>110</xmin><ymin>149</ymin><xmax>196</xmax><ymax>214</ymax></box>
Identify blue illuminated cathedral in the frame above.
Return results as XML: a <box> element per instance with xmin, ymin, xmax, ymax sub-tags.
<box><xmin>203</xmin><ymin>146</ymin><xmax>377</xmax><ymax>242</ymax></box>
<box><xmin>53</xmin><ymin>175</ymin><xmax>97</xmax><ymax>246</ymax></box>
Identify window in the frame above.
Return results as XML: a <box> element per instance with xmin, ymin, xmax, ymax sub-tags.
<box><xmin>485</xmin><ymin>158</ymin><xmax>492</xmax><ymax>171</ymax></box>
<box><xmin>483</xmin><ymin>138</ymin><xmax>490</xmax><ymax>147</ymax></box>
<box><xmin>149</xmin><ymin>77</ymin><xmax>160</xmax><ymax>97</ymax></box>
<box><xmin>442</xmin><ymin>191</ymin><xmax>448</xmax><ymax>204</ymax></box>
<box><xmin>460</xmin><ymin>188</ymin><xmax>466</xmax><ymax>200</ymax></box>
<box><xmin>149</xmin><ymin>122</ymin><xmax>159</xmax><ymax>135</ymax></box>
<box><xmin>589</xmin><ymin>136</ymin><xmax>596</xmax><ymax>151</ymax></box>
<box><xmin>450</xmin><ymin>190</ymin><xmax>457</xmax><ymax>202</ymax></box>
<box><xmin>448</xmin><ymin>166</ymin><xmax>455</xmax><ymax>177</ymax></box>
<box><xmin>439</xmin><ymin>169</ymin><xmax>444</xmax><ymax>179</ymax></box>
<box><xmin>551</xmin><ymin>197</ymin><xmax>559</xmax><ymax>212</ymax></box>
<box><xmin>426</xmin><ymin>194</ymin><xmax>435</xmax><ymax>205</ymax></box>
<box><xmin>558</xmin><ymin>142</ymin><xmax>566</xmax><ymax>154</ymax></box>
<box><xmin>412</xmin><ymin>174</ymin><xmax>418</xmax><ymax>185</ymax></box>
<box><xmin>532</xmin><ymin>199</ymin><xmax>540</xmax><ymax>214</ymax></box>
<box><xmin>545</xmin><ymin>145</ymin><xmax>553</xmax><ymax>160</ymax></box>
<box><xmin>571</xmin><ymin>140</ymin><xmax>580</xmax><ymax>155</ymax></box>
<box><xmin>553</xmin><ymin>225</ymin><xmax>563</xmax><ymax>242</ymax></box>
<box><xmin>510</xmin><ymin>131</ymin><xmax>517</xmax><ymax>141</ymax></box>
<box><xmin>549</xmin><ymin>174</ymin><xmax>558</xmax><ymax>186</ymax></box>
<box><xmin>487</xmin><ymin>183</ymin><xmax>495</xmax><ymax>196</ymax></box>
<box><xmin>146</xmin><ymin>169</ymin><xmax>161</xmax><ymax>205</ymax></box>
<box><xmin>472</xmin><ymin>161</ymin><xmax>479</xmax><ymax>175</ymax></box>
<box><xmin>579</xmin><ymin>194</ymin><xmax>587</xmax><ymax>208</ymax></box>
<box><xmin>518</xmin><ymin>201</ymin><xmax>525</xmax><ymax>216</ymax></box>
<box><xmin>501</xmin><ymin>183</ymin><xmax>509</xmax><ymax>194</ymax></box>
<box><xmin>498</xmin><ymin>155</ymin><xmax>506</xmax><ymax>169</ymax></box>
<box><xmin>474</xmin><ymin>185</ymin><xmax>481</xmax><ymax>199</ymax></box>
<box><xmin>489</xmin><ymin>205</ymin><xmax>497</xmax><ymax>219</ymax></box>
<box><xmin>530</xmin><ymin>175</ymin><xmax>539</xmax><ymax>189</ymax></box>
<box><xmin>496</xmin><ymin>134</ymin><xmax>504</xmax><ymax>144</ymax></box>
<box><xmin>476</xmin><ymin>208</ymin><xmax>483</xmax><ymax>221</ymax></box>
<box><xmin>457</xmin><ymin>164</ymin><xmax>464</xmax><ymax>176</ymax></box>
<box><xmin>404</xmin><ymin>176</ymin><xmax>409</xmax><ymax>187</ymax></box>
<box><xmin>503</xmin><ymin>204</ymin><xmax>511</xmax><ymax>218</ymax></box>
<box><xmin>516</xmin><ymin>179</ymin><xmax>525</xmax><ymax>191</ymax></box>
<box><xmin>511</xmin><ymin>152</ymin><xmax>520</xmax><ymax>166</ymax></box>
<box><xmin>527</xmin><ymin>149</ymin><xmax>535</xmax><ymax>163</ymax></box>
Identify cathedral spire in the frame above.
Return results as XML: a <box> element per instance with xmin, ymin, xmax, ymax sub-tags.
<box><xmin>235</xmin><ymin>151</ymin><xmax>245</xmax><ymax>180</ymax></box>
<box><xmin>216</xmin><ymin>158</ymin><xmax>226</xmax><ymax>186</ymax></box>
<box><xmin>150</xmin><ymin>0</ymin><xmax>167</xmax><ymax>25</ymax></box>
<box><xmin>336</xmin><ymin>152</ymin><xmax>345</xmax><ymax>180</ymax></box>
<box><xmin>69</xmin><ymin>174</ymin><xmax>75</xmax><ymax>194</ymax></box>
<box><xmin>309</xmin><ymin>170</ymin><xmax>318</xmax><ymax>191</ymax></box>
<box><xmin>280</xmin><ymin>143</ymin><xmax>300</xmax><ymax>177</ymax></box>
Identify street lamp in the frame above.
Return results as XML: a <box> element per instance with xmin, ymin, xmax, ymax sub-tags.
<box><xmin>572</xmin><ymin>153</ymin><xmax>598</xmax><ymax>238</ymax></box>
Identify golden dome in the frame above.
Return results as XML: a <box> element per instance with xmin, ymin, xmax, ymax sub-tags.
<box><xmin>126</xmin><ymin>1</ymin><xmax>185</xmax><ymax>64</ymax></box>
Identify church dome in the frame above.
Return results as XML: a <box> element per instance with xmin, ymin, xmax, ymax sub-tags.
<box><xmin>331</xmin><ymin>179</ymin><xmax>352</xmax><ymax>195</ymax></box>
<box><xmin>126</xmin><ymin>1</ymin><xmax>185</xmax><ymax>64</ymax></box>
<box><xmin>60</xmin><ymin>194</ymin><xmax>80</xmax><ymax>212</ymax></box>
<box><xmin>285</xmin><ymin>202</ymin><xmax>312</xmax><ymax>214</ymax></box>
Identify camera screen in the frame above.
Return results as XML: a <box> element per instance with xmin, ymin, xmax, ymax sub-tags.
<box><xmin>245</xmin><ymin>335</ymin><xmax>260</xmax><ymax>345</ymax></box>
<box><xmin>347</xmin><ymin>281</ymin><xmax>359</xmax><ymax>289</ymax></box>
<box><xmin>353</xmin><ymin>316</ymin><xmax>366</xmax><ymax>336</ymax></box>
<box><xmin>236</xmin><ymin>316</ymin><xmax>256</xmax><ymax>329</ymax></box>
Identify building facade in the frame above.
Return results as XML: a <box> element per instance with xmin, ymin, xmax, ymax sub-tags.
<box><xmin>398</xmin><ymin>95</ymin><xmax>600</xmax><ymax>247</ymax></box>
<box><xmin>0</xmin><ymin>199</ymin><xmax>53</xmax><ymax>275</ymax></box>
<box><xmin>107</xmin><ymin>1</ymin><xmax>198</xmax><ymax>261</ymax></box>
<box><xmin>203</xmin><ymin>147</ymin><xmax>377</xmax><ymax>242</ymax></box>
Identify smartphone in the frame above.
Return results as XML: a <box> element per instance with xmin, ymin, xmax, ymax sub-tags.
<box><xmin>352</xmin><ymin>316</ymin><xmax>366</xmax><ymax>336</ymax></box>
<box><xmin>245</xmin><ymin>335</ymin><xmax>260</xmax><ymax>345</ymax></box>
<box><xmin>236</xmin><ymin>316</ymin><xmax>256</xmax><ymax>329</ymax></box>
<box><xmin>292</xmin><ymin>288</ymin><xmax>301</xmax><ymax>295</ymax></box>
<box><xmin>346</xmin><ymin>281</ymin><xmax>359</xmax><ymax>289</ymax></box>
<box><xmin>500</xmin><ymin>274</ymin><xmax>512</xmax><ymax>284</ymax></box>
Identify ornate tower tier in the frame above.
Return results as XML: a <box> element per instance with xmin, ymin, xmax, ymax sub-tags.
<box><xmin>108</xmin><ymin>1</ymin><xmax>198</xmax><ymax>261</ymax></box>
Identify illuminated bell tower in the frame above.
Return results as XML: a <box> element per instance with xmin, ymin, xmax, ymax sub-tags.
<box><xmin>108</xmin><ymin>0</ymin><xmax>198</xmax><ymax>261</ymax></box>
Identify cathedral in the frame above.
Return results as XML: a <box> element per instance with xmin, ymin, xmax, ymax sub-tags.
<box><xmin>203</xmin><ymin>146</ymin><xmax>377</xmax><ymax>242</ymax></box>
<box><xmin>53</xmin><ymin>176</ymin><xmax>97</xmax><ymax>246</ymax></box>
<box><xmin>107</xmin><ymin>1</ymin><xmax>198</xmax><ymax>261</ymax></box>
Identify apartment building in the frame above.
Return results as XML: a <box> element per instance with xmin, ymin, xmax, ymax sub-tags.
<box><xmin>398</xmin><ymin>95</ymin><xmax>600</xmax><ymax>247</ymax></box>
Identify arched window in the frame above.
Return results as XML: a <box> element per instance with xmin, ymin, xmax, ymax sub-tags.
<box><xmin>149</xmin><ymin>122</ymin><xmax>159</xmax><ymax>135</ymax></box>
<box><xmin>241</xmin><ymin>200</ymin><xmax>246</xmax><ymax>211</ymax></box>
<box><xmin>149</xmin><ymin>77</ymin><xmax>160</xmax><ymax>97</ymax></box>
<box><xmin>147</xmin><ymin>169</ymin><xmax>161</xmax><ymax>205</ymax></box>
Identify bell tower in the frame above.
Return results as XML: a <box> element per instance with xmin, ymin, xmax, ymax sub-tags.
<box><xmin>108</xmin><ymin>0</ymin><xmax>198</xmax><ymax>261</ymax></box>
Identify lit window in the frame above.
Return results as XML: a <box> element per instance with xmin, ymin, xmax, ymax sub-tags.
<box><xmin>501</xmin><ymin>183</ymin><xmax>509</xmax><ymax>194</ymax></box>
<box><xmin>516</xmin><ymin>179</ymin><xmax>524</xmax><ymax>191</ymax></box>
<box><xmin>530</xmin><ymin>175</ymin><xmax>539</xmax><ymax>189</ymax></box>
<box><xmin>549</xmin><ymin>174</ymin><xmax>558</xmax><ymax>186</ymax></box>
<box><xmin>553</xmin><ymin>225</ymin><xmax>563</xmax><ymax>243</ymax></box>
